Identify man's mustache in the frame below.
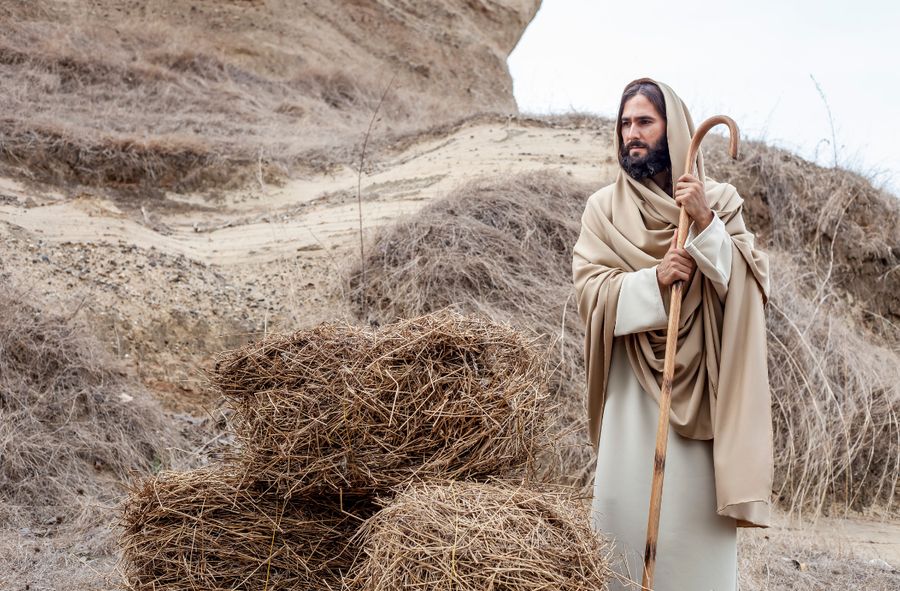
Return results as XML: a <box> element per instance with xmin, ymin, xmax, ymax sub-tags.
<box><xmin>625</xmin><ymin>141</ymin><xmax>650</xmax><ymax>150</ymax></box>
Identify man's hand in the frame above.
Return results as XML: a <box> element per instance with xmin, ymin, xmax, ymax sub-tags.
<box><xmin>657</xmin><ymin>232</ymin><xmax>696</xmax><ymax>289</ymax></box>
<box><xmin>674</xmin><ymin>173</ymin><xmax>714</xmax><ymax>232</ymax></box>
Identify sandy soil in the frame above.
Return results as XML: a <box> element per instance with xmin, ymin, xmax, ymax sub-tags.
<box><xmin>1</xmin><ymin>118</ymin><xmax>616</xmax><ymax>263</ymax></box>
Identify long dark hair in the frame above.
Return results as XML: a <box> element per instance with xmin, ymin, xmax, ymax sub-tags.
<box><xmin>616</xmin><ymin>78</ymin><xmax>667</xmax><ymax>135</ymax></box>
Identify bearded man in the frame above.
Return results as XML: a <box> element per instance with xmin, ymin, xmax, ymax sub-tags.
<box><xmin>572</xmin><ymin>78</ymin><xmax>774</xmax><ymax>591</ymax></box>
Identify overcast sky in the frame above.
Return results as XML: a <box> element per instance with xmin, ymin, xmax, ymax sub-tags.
<box><xmin>508</xmin><ymin>0</ymin><xmax>899</xmax><ymax>196</ymax></box>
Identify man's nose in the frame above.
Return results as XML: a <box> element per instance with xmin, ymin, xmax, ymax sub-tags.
<box><xmin>623</xmin><ymin>126</ymin><xmax>640</xmax><ymax>143</ymax></box>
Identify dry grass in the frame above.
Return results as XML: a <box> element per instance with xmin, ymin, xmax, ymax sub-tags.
<box><xmin>350</xmin><ymin>168</ymin><xmax>900</xmax><ymax>518</ymax></box>
<box><xmin>0</xmin><ymin>19</ymin><xmax>384</xmax><ymax>190</ymax></box>
<box><xmin>0</xmin><ymin>2</ymin><xmax>522</xmax><ymax>192</ymax></box>
<box><xmin>349</xmin><ymin>172</ymin><xmax>596</xmax><ymax>488</ymax></box>
<box><xmin>0</xmin><ymin>284</ymin><xmax>182</xmax><ymax>532</ymax></box>
<box><xmin>705</xmin><ymin>138</ymin><xmax>900</xmax><ymax>341</ymax></box>
<box><xmin>0</xmin><ymin>527</ymin><xmax>120</xmax><ymax>590</ymax></box>
<box><xmin>345</xmin><ymin>480</ymin><xmax>614</xmax><ymax>591</ymax></box>
<box><xmin>120</xmin><ymin>465</ymin><xmax>374</xmax><ymax>591</ymax></box>
<box><xmin>766</xmin><ymin>253</ymin><xmax>899</xmax><ymax>519</ymax></box>
<box><xmin>706</xmin><ymin>138</ymin><xmax>900</xmax><ymax>518</ymax></box>
<box><xmin>209</xmin><ymin>310</ymin><xmax>552</xmax><ymax>498</ymax></box>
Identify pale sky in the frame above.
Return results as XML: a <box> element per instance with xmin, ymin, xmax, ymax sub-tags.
<box><xmin>508</xmin><ymin>0</ymin><xmax>900</xmax><ymax>196</ymax></box>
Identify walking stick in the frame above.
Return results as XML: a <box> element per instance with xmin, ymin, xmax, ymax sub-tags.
<box><xmin>641</xmin><ymin>116</ymin><xmax>739</xmax><ymax>590</ymax></box>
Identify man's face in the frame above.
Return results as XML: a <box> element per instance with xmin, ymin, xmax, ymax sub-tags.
<box><xmin>619</xmin><ymin>93</ymin><xmax>670</xmax><ymax>180</ymax></box>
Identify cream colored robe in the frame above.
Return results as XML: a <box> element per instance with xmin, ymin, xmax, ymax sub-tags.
<box><xmin>573</xmin><ymin>79</ymin><xmax>773</xmax><ymax>530</ymax></box>
<box><xmin>592</xmin><ymin>216</ymin><xmax>738</xmax><ymax>591</ymax></box>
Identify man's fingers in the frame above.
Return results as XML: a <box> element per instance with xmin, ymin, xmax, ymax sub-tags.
<box><xmin>663</xmin><ymin>259</ymin><xmax>693</xmax><ymax>276</ymax></box>
<box><xmin>664</xmin><ymin>269</ymin><xmax>690</xmax><ymax>283</ymax></box>
<box><xmin>672</xmin><ymin>264</ymin><xmax>692</xmax><ymax>277</ymax></box>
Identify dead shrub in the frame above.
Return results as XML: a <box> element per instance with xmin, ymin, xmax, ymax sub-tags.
<box><xmin>0</xmin><ymin>119</ymin><xmax>223</xmax><ymax>189</ymax></box>
<box><xmin>767</xmin><ymin>252</ymin><xmax>899</xmax><ymax>518</ymax></box>
<box><xmin>706</xmin><ymin>138</ymin><xmax>900</xmax><ymax>340</ymax></box>
<box><xmin>0</xmin><ymin>285</ymin><xmax>179</xmax><ymax>528</ymax></box>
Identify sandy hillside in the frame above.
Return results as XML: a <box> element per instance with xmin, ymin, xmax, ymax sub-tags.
<box><xmin>0</xmin><ymin>0</ymin><xmax>539</xmax><ymax>189</ymax></box>
<box><xmin>0</xmin><ymin>116</ymin><xmax>616</xmax><ymax>402</ymax></box>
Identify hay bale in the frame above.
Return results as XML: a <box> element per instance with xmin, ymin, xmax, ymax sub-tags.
<box><xmin>209</xmin><ymin>310</ymin><xmax>551</xmax><ymax>497</ymax></box>
<box><xmin>345</xmin><ymin>480</ymin><xmax>614</xmax><ymax>591</ymax></box>
<box><xmin>348</xmin><ymin>171</ymin><xmax>595</xmax><ymax>488</ymax></box>
<box><xmin>120</xmin><ymin>465</ymin><xmax>373</xmax><ymax>591</ymax></box>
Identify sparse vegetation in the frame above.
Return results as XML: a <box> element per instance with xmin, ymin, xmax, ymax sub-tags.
<box><xmin>0</xmin><ymin>1</ymin><xmax>528</xmax><ymax>191</ymax></box>
<box><xmin>1</xmin><ymin>2</ymin><xmax>898</xmax><ymax>588</ymax></box>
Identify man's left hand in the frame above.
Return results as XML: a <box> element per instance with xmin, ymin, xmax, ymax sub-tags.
<box><xmin>674</xmin><ymin>173</ymin><xmax>714</xmax><ymax>232</ymax></box>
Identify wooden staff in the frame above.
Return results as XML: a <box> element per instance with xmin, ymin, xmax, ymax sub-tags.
<box><xmin>641</xmin><ymin>116</ymin><xmax>740</xmax><ymax>590</ymax></box>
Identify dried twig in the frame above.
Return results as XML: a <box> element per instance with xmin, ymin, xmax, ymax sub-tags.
<box><xmin>356</xmin><ymin>73</ymin><xmax>397</xmax><ymax>321</ymax></box>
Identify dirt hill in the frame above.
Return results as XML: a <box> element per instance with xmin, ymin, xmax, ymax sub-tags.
<box><xmin>0</xmin><ymin>0</ymin><xmax>538</xmax><ymax>190</ymax></box>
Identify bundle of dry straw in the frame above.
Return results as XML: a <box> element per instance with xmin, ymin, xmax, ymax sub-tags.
<box><xmin>209</xmin><ymin>310</ymin><xmax>551</xmax><ymax>497</ymax></box>
<box><xmin>348</xmin><ymin>172</ymin><xmax>594</xmax><ymax>488</ymax></box>
<box><xmin>345</xmin><ymin>480</ymin><xmax>614</xmax><ymax>591</ymax></box>
<box><xmin>120</xmin><ymin>466</ymin><xmax>374</xmax><ymax>591</ymax></box>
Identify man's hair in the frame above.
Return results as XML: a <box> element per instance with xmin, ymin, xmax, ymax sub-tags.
<box><xmin>617</xmin><ymin>78</ymin><xmax>667</xmax><ymax>130</ymax></box>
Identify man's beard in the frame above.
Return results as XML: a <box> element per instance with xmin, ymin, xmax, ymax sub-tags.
<box><xmin>619</xmin><ymin>138</ymin><xmax>671</xmax><ymax>181</ymax></box>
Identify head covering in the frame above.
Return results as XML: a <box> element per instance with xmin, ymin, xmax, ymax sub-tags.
<box><xmin>572</xmin><ymin>78</ymin><xmax>773</xmax><ymax>527</ymax></box>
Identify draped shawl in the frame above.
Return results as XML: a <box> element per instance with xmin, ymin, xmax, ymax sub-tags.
<box><xmin>572</xmin><ymin>78</ymin><xmax>774</xmax><ymax>527</ymax></box>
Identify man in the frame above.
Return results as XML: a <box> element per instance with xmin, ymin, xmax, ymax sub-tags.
<box><xmin>572</xmin><ymin>78</ymin><xmax>773</xmax><ymax>591</ymax></box>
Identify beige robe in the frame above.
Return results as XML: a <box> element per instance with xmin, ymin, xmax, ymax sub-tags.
<box><xmin>572</xmin><ymin>78</ymin><xmax>774</xmax><ymax>528</ymax></box>
<box><xmin>591</xmin><ymin>217</ymin><xmax>738</xmax><ymax>591</ymax></box>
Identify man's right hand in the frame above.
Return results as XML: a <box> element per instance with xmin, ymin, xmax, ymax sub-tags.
<box><xmin>657</xmin><ymin>233</ymin><xmax>696</xmax><ymax>289</ymax></box>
